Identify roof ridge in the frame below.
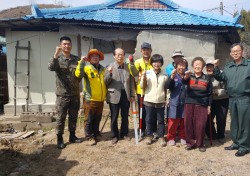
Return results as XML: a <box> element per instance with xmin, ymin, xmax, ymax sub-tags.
<box><xmin>106</xmin><ymin>0</ymin><xmax>180</xmax><ymax>9</ymax></box>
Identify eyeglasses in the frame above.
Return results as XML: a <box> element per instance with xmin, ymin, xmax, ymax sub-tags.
<box><xmin>115</xmin><ymin>54</ymin><xmax>124</xmax><ymax>57</ymax></box>
<box><xmin>231</xmin><ymin>50</ymin><xmax>242</xmax><ymax>54</ymax></box>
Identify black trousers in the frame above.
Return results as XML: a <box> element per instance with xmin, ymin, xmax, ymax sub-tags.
<box><xmin>144</xmin><ymin>105</ymin><xmax>165</xmax><ymax>138</ymax></box>
<box><xmin>206</xmin><ymin>98</ymin><xmax>229</xmax><ymax>139</ymax></box>
<box><xmin>0</xmin><ymin>101</ymin><xmax>4</xmax><ymax>113</ymax></box>
<box><xmin>109</xmin><ymin>90</ymin><xmax>130</xmax><ymax>138</ymax></box>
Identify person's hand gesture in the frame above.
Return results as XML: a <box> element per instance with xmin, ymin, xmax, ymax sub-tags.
<box><xmin>171</xmin><ymin>69</ymin><xmax>177</xmax><ymax>79</ymax></box>
<box><xmin>213</xmin><ymin>59</ymin><xmax>219</xmax><ymax>67</ymax></box>
<box><xmin>107</xmin><ymin>65</ymin><xmax>113</xmax><ymax>73</ymax></box>
<box><xmin>141</xmin><ymin>71</ymin><xmax>146</xmax><ymax>79</ymax></box>
<box><xmin>54</xmin><ymin>46</ymin><xmax>62</xmax><ymax>59</ymax></box>
<box><xmin>208</xmin><ymin>106</ymin><xmax>211</xmax><ymax>115</ymax></box>
<box><xmin>81</xmin><ymin>56</ymin><xmax>88</xmax><ymax>62</ymax></box>
<box><xmin>184</xmin><ymin>70</ymin><xmax>192</xmax><ymax>79</ymax></box>
<box><xmin>128</xmin><ymin>55</ymin><xmax>134</xmax><ymax>63</ymax></box>
<box><xmin>130</xmin><ymin>97</ymin><xmax>135</xmax><ymax>102</ymax></box>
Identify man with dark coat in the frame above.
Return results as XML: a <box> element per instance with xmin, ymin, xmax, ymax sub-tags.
<box><xmin>213</xmin><ymin>43</ymin><xmax>250</xmax><ymax>157</ymax></box>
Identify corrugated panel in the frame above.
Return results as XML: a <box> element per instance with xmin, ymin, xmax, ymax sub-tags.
<box><xmin>34</xmin><ymin>8</ymin><xmax>238</xmax><ymax>27</ymax></box>
<box><xmin>21</xmin><ymin>2</ymin><xmax>243</xmax><ymax>28</ymax></box>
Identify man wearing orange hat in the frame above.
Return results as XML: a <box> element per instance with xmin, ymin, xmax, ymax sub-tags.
<box><xmin>75</xmin><ymin>49</ymin><xmax>107</xmax><ymax>146</ymax></box>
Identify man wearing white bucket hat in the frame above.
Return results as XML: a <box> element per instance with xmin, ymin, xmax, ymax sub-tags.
<box><xmin>165</xmin><ymin>49</ymin><xmax>184</xmax><ymax>77</ymax></box>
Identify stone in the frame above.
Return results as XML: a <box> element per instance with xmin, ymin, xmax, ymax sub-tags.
<box><xmin>41</xmin><ymin>122</ymin><xmax>57</xmax><ymax>130</ymax></box>
<box><xmin>26</xmin><ymin>122</ymin><xmax>41</xmax><ymax>130</ymax></box>
<box><xmin>20</xmin><ymin>114</ymin><xmax>37</xmax><ymax>122</ymax></box>
<box><xmin>35</xmin><ymin>115</ymin><xmax>53</xmax><ymax>123</ymax></box>
<box><xmin>0</xmin><ymin>121</ymin><xmax>27</xmax><ymax>132</ymax></box>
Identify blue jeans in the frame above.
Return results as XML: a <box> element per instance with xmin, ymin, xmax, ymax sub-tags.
<box><xmin>145</xmin><ymin>105</ymin><xmax>165</xmax><ymax>137</ymax></box>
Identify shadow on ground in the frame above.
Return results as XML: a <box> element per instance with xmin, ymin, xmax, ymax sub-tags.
<box><xmin>0</xmin><ymin>143</ymin><xmax>79</xmax><ymax>176</ymax></box>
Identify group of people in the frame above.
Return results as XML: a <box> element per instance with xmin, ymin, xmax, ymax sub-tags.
<box><xmin>48</xmin><ymin>36</ymin><xmax>250</xmax><ymax>157</ymax></box>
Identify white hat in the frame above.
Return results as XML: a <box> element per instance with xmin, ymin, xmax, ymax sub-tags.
<box><xmin>205</xmin><ymin>58</ymin><xmax>214</xmax><ymax>65</ymax></box>
<box><xmin>172</xmin><ymin>49</ymin><xmax>184</xmax><ymax>58</ymax></box>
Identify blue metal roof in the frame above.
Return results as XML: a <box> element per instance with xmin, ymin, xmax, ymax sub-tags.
<box><xmin>24</xmin><ymin>0</ymin><xmax>243</xmax><ymax>29</ymax></box>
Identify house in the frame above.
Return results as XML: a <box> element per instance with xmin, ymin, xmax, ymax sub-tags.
<box><xmin>0</xmin><ymin>0</ymin><xmax>243</xmax><ymax>114</ymax></box>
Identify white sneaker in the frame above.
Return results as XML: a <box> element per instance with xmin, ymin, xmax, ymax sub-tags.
<box><xmin>145</xmin><ymin>136</ymin><xmax>152</xmax><ymax>145</ymax></box>
<box><xmin>88</xmin><ymin>137</ymin><xmax>97</xmax><ymax>146</ymax></box>
<box><xmin>153</xmin><ymin>132</ymin><xmax>159</xmax><ymax>140</ymax></box>
<box><xmin>159</xmin><ymin>137</ymin><xmax>167</xmax><ymax>147</ymax></box>
<box><xmin>180</xmin><ymin>139</ymin><xmax>186</xmax><ymax>145</ymax></box>
<box><xmin>168</xmin><ymin>140</ymin><xmax>175</xmax><ymax>146</ymax></box>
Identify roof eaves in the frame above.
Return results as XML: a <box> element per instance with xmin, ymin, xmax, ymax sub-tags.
<box><xmin>232</xmin><ymin>14</ymin><xmax>241</xmax><ymax>24</ymax></box>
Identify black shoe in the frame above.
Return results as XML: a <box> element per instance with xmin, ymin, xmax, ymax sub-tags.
<box><xmin>224</xmin><ymin>145</ymin><xmax>238</xmax><ymax>150</ymax></box>
<box><xmin>141</xmin><ymin>131</ymin><xmax>146</xmax><ymax>138</ymax></box>
<box><xmin>57</xmin><ymin>135</ymin><xmax>65</xmax><ymax>149</ymax></box>
<box><xmin>121</xmin><ymin>136</ymin><xmax>131</xmax><ymax>141</ymax></box>
<box><xmin>69</xmin><ymin>131</ymin><xmax>82</xmax><ymax>143</ymax></box>
<box><xmin>217</xmin><ymin>138</ymin><xmax>225</xmax><ymax>144</ymax></box>
<box><xmin>199</xmin><ymin>147</ymin><xmax>206</xmax><ymax>152</ymax></box>
<box><xmin>112</xmin><ymin>137</ymin><xmax>118</xmax><ymax>144</ymax></box>
<box><xmin>185</xmin><ymin>146</ymin><xmax>195</xmax><ymax>150</ymax></box>
<box><xmin>235</xmin><ymin>150</ymin><xmax>249</xmax><ymax>157</ymax></box>
<box><xmin>69</xmin><ymin>135</ymin><xmax>82</xmax><ymax>143</ymax></box>
<box><xmin>95</xmin><ymin>134</ymin><xmax>102</xmax><ymax>142</ymax></box>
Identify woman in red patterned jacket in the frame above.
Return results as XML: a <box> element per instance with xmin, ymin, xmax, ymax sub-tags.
<box><xmin>182</xmin><ymin>57</ymin><xmax>212</xmax><ymax>152</ymax></box>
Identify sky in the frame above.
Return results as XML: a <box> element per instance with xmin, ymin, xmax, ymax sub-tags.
<box><xmin>0</xmin><ymin>0</ymin><xmax>250</xmax><ymax>16</ymax></box>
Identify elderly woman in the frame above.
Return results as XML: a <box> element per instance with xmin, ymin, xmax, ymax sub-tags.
<box><xmin>166</xmin><ymin>59</ymin><xmax>188</xmax><ymax>146</ymax></box>
<box><xmin>182</xmin><ymin>57</ymin><xmax>212</xmax><ymax>152</ymax></box>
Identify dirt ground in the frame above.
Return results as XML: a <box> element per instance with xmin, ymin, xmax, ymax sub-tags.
<box><xmin>1</xmin><ymin>114</ymin><xmax>250</xmax><ymax>176</ymax></box>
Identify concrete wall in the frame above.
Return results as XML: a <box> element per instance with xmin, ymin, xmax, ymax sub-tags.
<box><xmin>215</xmin><ymin>34</ymin><xmax>232</xmax><ymax>67</ymax></box>
<box><xmin>134</xmin><ymin>30</ymin><xmax>218</xmax><ymax>69</ymax></box>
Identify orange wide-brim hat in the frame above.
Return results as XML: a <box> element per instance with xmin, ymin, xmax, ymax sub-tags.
<box><xmin>86</xmin><ymin>49</ymin><xmax>104</xmax><ymax>62</ymax></box>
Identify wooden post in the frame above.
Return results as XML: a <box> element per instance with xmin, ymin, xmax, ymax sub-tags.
<box><xmin>77</xmin><ymin>34</ymin><xmax>81</xmax><ymax>58</ymax></box>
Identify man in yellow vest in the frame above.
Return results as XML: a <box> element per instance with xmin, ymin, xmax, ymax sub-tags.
<box><xmin>130</xmin><ymin>42</ymin><xmax>158</xmax><ymax>138</ymax></box>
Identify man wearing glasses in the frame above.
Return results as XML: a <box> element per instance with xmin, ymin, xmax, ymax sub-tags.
<box><xmin>213</xmin><ymin>43</ymin><xmax>250</xmax><ymax>157</ymax></box>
